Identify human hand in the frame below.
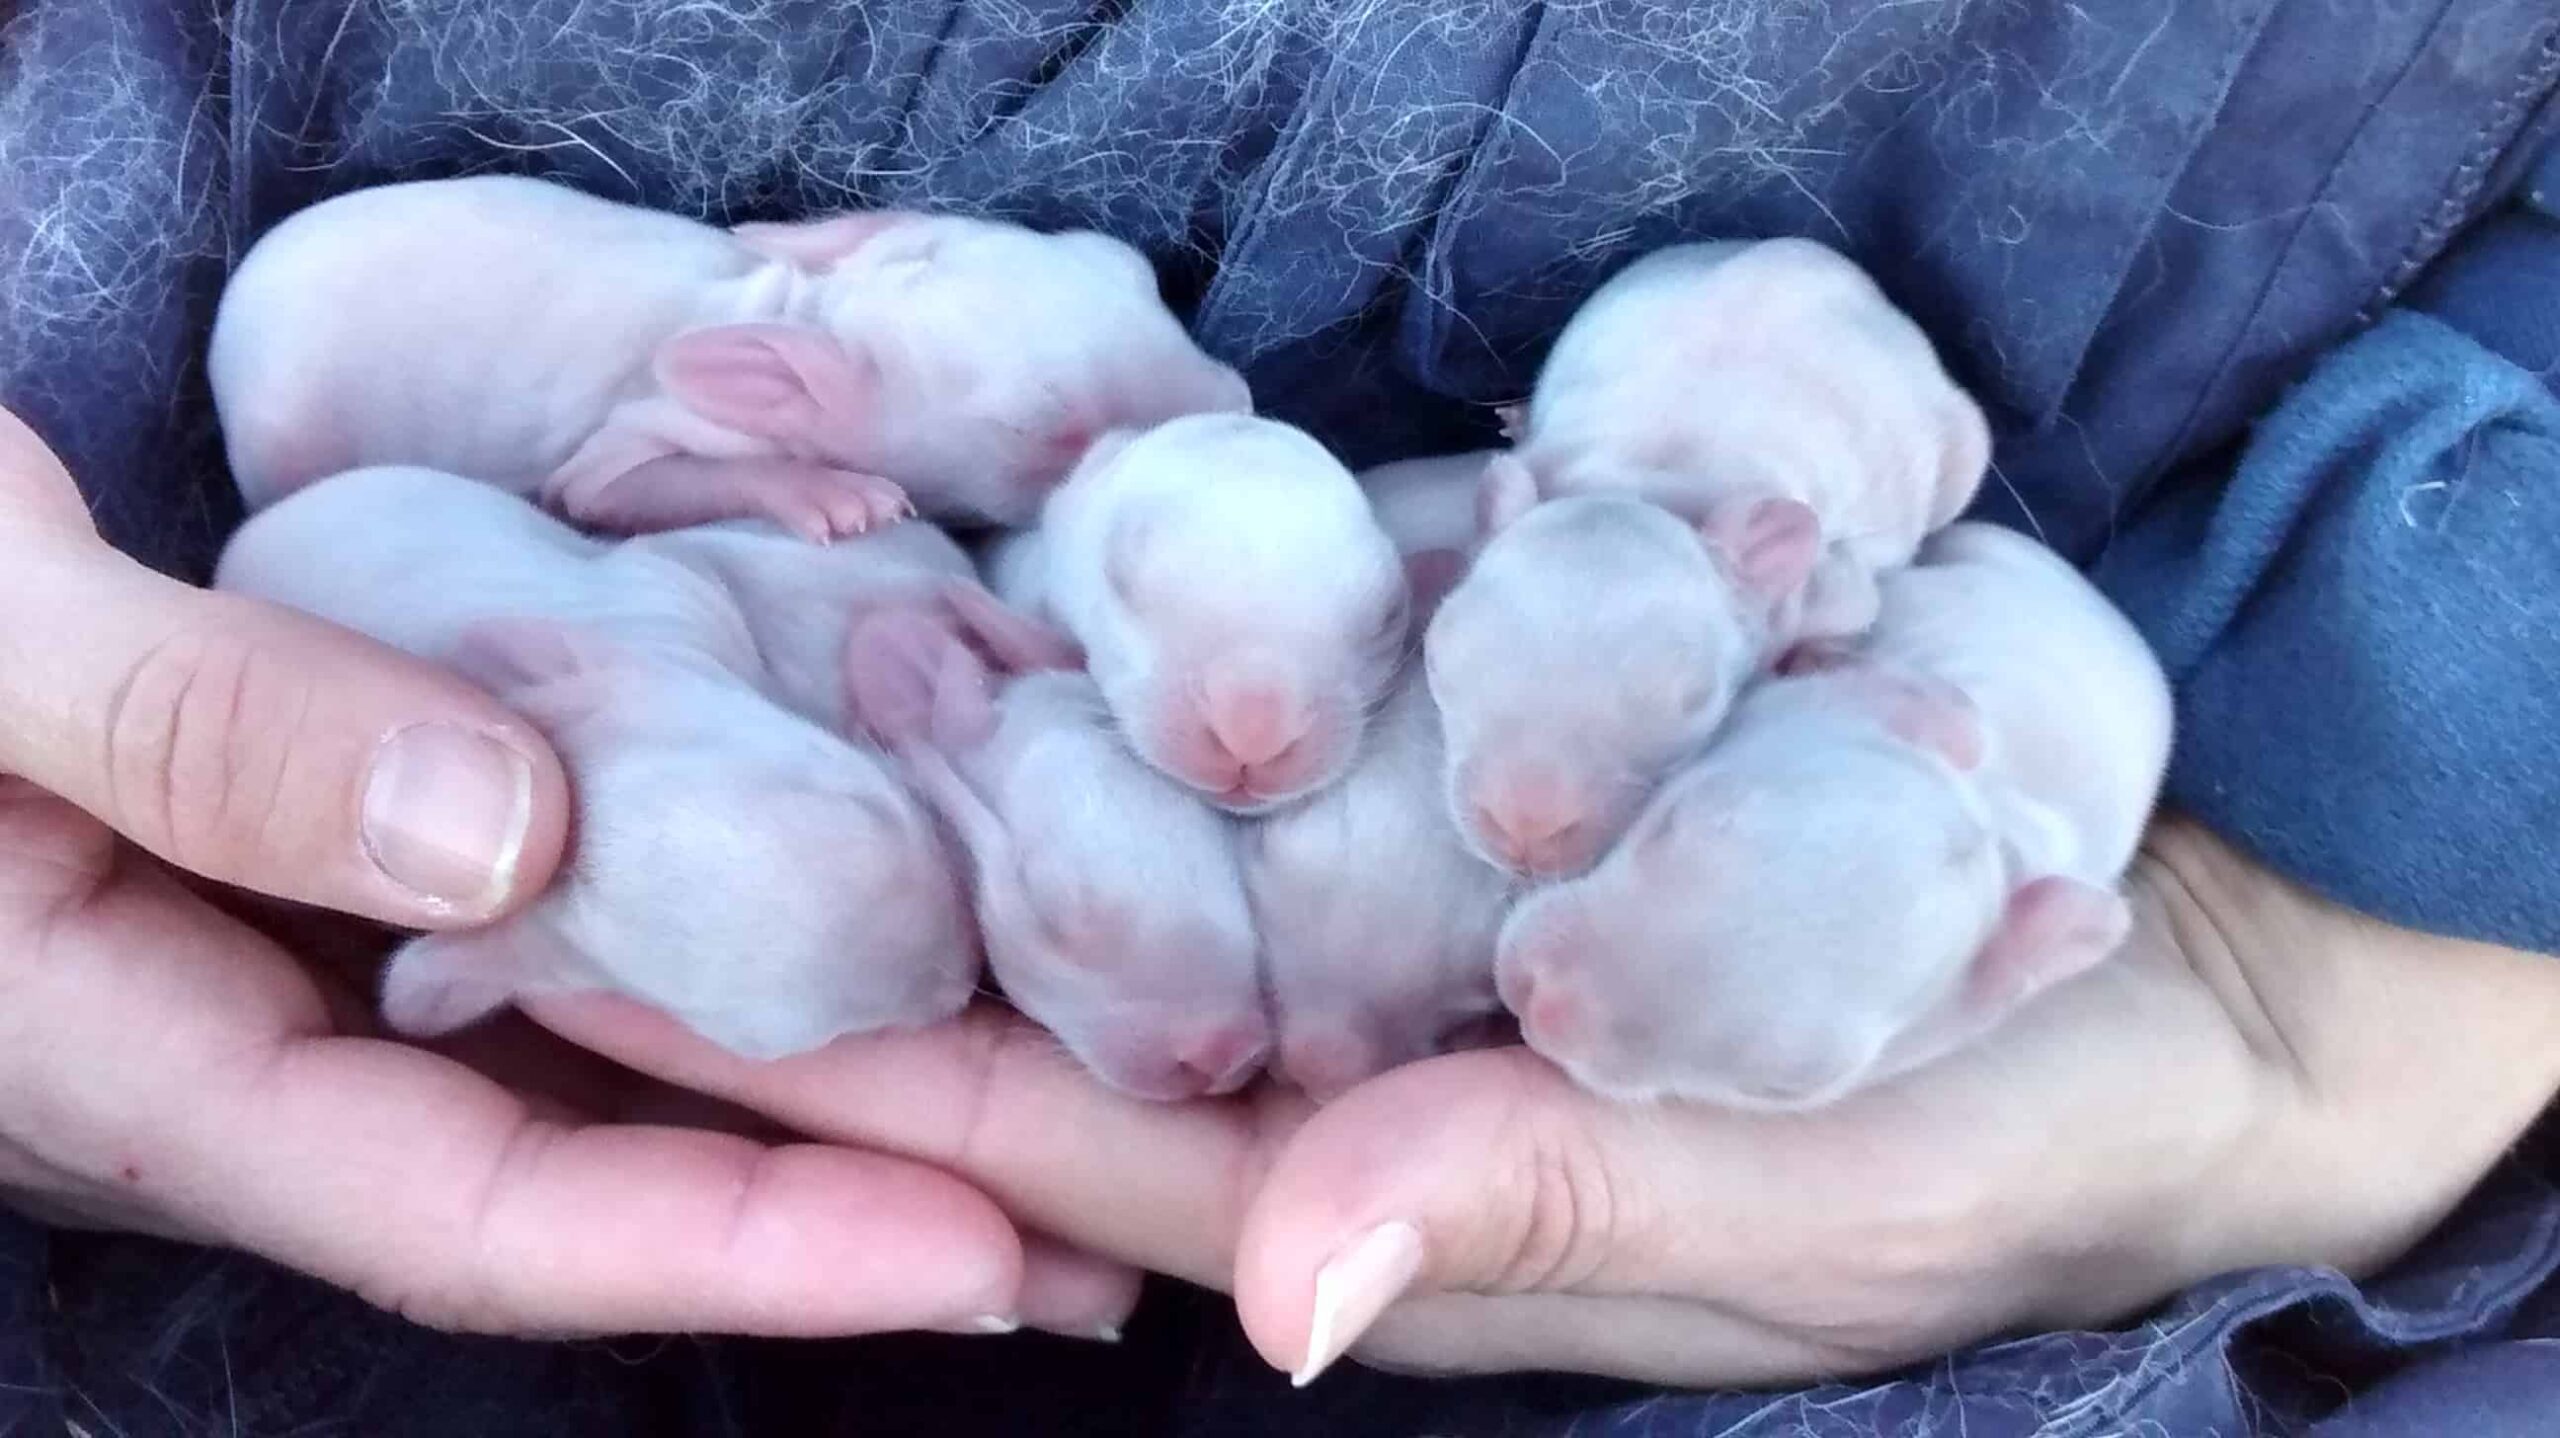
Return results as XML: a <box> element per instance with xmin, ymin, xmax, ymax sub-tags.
<box><xmin>541</xmin><ymin>816</ymin><xmax>2560</xmax><ymax>1381</ymax></box>
<box><xmin>0</xmin><ymin>406</ymin><xmax>1134</xmax><ymax>1338</ymax></box>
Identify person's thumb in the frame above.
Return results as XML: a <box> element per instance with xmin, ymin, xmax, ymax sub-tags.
<box><xmin>1232</xmin><ymin>1046</ymin><xmax>1671</xmax><ymax>1385</ymax></box>
<box><xmin>0</xmin><ymin>420</ymin><xmax>569</xmax><ymax>926</ymax></box>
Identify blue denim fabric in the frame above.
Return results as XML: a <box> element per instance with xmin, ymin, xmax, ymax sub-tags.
<box><xmin>5</xmin><ymin>0</ymin><xmax>2560</xmax><ymax>1433</ymax></box>
<box><xmin>2102</xmin><ymin>307</ymin><xmax>2560</xmax><ymax>952</ymax></box>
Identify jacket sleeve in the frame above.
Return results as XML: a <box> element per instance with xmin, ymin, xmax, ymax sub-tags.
<box><xmin>2097</xmin><ymin>148</ymin><xmax>2560</xmax><ymax>953</ymax></box>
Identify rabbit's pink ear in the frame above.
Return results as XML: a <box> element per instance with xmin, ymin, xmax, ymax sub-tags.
<box><xmin>1697</xmin><ymin>494</ymin><xmax>1821</xmax><ymax>609</ymax></box>
<box><xmin>1964</xmin><ymin>876</ymin><xmax>2131</xmax><ymax>1011</ymax></box>
<box><xmin>1825</xmin><ymin>664</ymin><xmax>1985</xmax><ymax>773</ymax></box>
<box><xmin>653</xmin><ymin>323</ymin><xmax>878</xmax><ymax>444</ymax></box>
<box><xmin>938</xmin><ymin>580</ymin><xmax>1084</xmax><ymax>674</ymax></box>
<box><xmin>444</xmin><ymin>618</ymin><xmax>625</xmax><ymax>729</ymax></box>
<box><xmin>842</xmin><ymin>602</ymin><xmax>1000</xmax><ymax>754</ymax></box>
<box><xmin>1402</xmin><ymin>548</ymin><xmax>1469</xmax><ymax>623</ymax></box>
<box><xmin>729</xmin><ymin>211</ymin><xmax>922</xmax><ymax>267</ymax></box>
<box><xmin>1476</xmin><ymin>453</ymin><xmax>1541</xmax><ymax>537</ymax></box>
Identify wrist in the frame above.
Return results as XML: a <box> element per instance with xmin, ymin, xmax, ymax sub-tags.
<box><xmin>2146</xmin><ymin>817</ymin><xmax>2560</xmax><ymax>1282</ymax></box>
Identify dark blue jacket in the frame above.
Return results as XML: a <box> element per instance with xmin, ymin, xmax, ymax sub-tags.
<box><xmin>3</xmin><ymin>1</ymin><xmax>2557</xmax><ymax>1432</ymax></box>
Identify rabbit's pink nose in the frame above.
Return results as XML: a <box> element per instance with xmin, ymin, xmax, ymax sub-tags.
<box><xmin>1168</xmin><ymin>1016</ymin><xmax>1270</xmax><ymax>1096</ymax></box>
<box><xmin>1470</xmin><ymin>771</ymin><xmax>1600</xmax><ymax>876</ymax></box>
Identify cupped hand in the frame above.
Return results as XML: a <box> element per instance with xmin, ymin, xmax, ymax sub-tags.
<box><xmin>544</xmin><ymin>816</ymin><xmax>2560</xmax><ymax>1383</ymax></box>
<box><xmin>0</xmin><ymin>407</ymin><xmax>1134</xmax><ymax>1339</ymax></box>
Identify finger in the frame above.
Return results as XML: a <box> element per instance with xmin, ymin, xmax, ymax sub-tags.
<box><xmin>0</xmin><ymin>1134</ymin><xmax>210</xmax><ymax>1243</ymax></box>
<box><xmin>193</xmin><ymin>1034</ymin><xmax>1032</xmax><ymax>1336</ymax></box>
<box><xmin>1332</xmin><ymin>1290</ymin><xmax>1862</xmax><ymax>1387</ymax></box>
<box><xmin>532</xmin><ymin>993</ymin><xmax>1294</xmax><ymax>1290</ymax></box>
<box><xmin>0</xmin><ymin>804</ymin><xmax>1030</xmax><ymax>1341</ymax></box>
<box><xmin>0</xmin><ymin>405</ymin><xmax>104</xmax><ymax>539</ymax></box>
<box><xmin>1232</xmin><ymin>1045</ymin><xmax>1823</xmax><ymax>1385</ymax></box>
<box><xmin>1016</xmin><ymin>1231</ymin><xmax>1146</xmax><ymax>1341</ymax></box>
<box><xmin>0</xmin><ymin>526</ymin><xmax>569</xmax><ymax>928</ymax></box>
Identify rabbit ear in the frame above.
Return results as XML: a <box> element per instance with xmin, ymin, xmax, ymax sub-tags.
<box><xmin>1402</xmin><ymin>548</ymin><xmax>1469</xmax><ymax>624</ymax></box>
<box><xmin>654</xmin><ymin>323</ymin><xmax>880</xmax><ymax>445</ymax></box>
<box><xmin>1868</xmin><ymin>874</ymin><xmax>2132</xmax><ymax>1088</ymax></box>
<box><xmin>841</xmin><ymin>601</ymin><xmax>1000</xmax><ymax>755</ymax></box>
<box><xmin>1864</xmin><ymin>669</ymin><xmax>1987</xmax><ymax>774</ymax></box>
<box><xmin>444</xmin><ymin>618</ymin><xmax>629</xmax><ymax>730</ymax></box>
<box><xmin>729</xmin><ymin>211</ymin><xmax>922</xmax><ymax>267</ymax></box>
<box><xmin>937</xmin><ymin>580</ymin><xmax>1084</xmax><ymax>674</ymax></box>
<box><xmin>1476</xmin><ymin>453</ymin><xmax>1542</xmax><ymax>537</ymax></box>
<box><xmin>1696</xmin><ymin>494</ymin><xmax>1822</xmax><ymax>609</ymax></box>
<box><xmin>1964</xmin><ymin>876</ymin><xmax>2132</xmax><ymax>1011</ymax></box>
<box><xmin>1803</xmin><ymin>662</ymin><xmax>1985</xmax><ymax>773</ymax></box>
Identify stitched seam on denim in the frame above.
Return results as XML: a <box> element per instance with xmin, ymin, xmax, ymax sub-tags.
<box><xmin>1193</xmin><ymin>39</ymin><xmax>1338</xmax><ymax>337</ymax></box>
<box><xmin>2136</xmin><ymin>0</ymin><xmax>2466</xmax><ymax>498</ymax></box>
<box><xmin>953</xmin><ymin>0</ymin><xmax>1125</xmax><ymax>155</ymax></box>
<box><xmin>1394</xmin><ymin>0</ymin><xmax>1550</xmax><ymax>380</ymax></box>
<box><xmin>2017</xmin><ymin>1</ymin><xmax>2289</xmax><ymax>431</ymax></box>
<box><xmin>2359</xmin><ymin>21</ymin><xmax>2560</xmax><ymax>324</ymax></box>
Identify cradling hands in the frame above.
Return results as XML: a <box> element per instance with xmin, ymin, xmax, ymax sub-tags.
<box><xmin>545</xmin><ymin>815</ymin><xmax>2560</xmax><ymax>1384</ymax></box>
<box><xmin>0</xmin><ymin>406</ymin><xmax>1136</xmax><ymax>1341</ymax></box>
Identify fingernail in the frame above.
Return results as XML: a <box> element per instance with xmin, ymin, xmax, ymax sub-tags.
<box><xmin>362</xmin><ymin>724</ymin><xmax>535</xmax><ymax>915</ymax></box>
<box><xmin>932</xmin><ymin>1313</ymin><xmax>1020</xmax><ymax>1335</ymax></box>
<box><xmin>1024</xmin><ymin>1320</ymin><xmax>1125</xmax><ymax>1343</ymax></box>
<box><xmin>1293</xmin><ymin>1220</ymin><xmax>1424</xmax><ymax>1388</ymax></box>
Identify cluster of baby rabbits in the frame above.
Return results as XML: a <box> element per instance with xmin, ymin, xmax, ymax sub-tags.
<box><xmin>209</xmin><ymin>175</ymin><xmax>2170</xmax><ymax>1113</ymax></box>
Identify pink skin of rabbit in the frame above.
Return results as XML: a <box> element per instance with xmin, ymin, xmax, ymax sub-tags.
<box><xmin>983</xmin><ymin>414</ymin><xmax>1410</xmax><ymax>815</ymax></box>
<box><xmin>209</xmin><ymin>174</ymin><xmax>1252</xmax><ymax>537</ymax></box>
<box><xmin>1244</xmin><ymin>542</ymin><xmax>1514</xmax><ymax>1101</ymax></box>
<box><xmin>843</xmin><ymin>598</ymin><xmax>1270</xmax><ymax>1102</ymax></box>
<box><xmin>213</xmin><ymin>466</ymin><xmax>980</xmax><ymax>1059</ymax></box>
<box><xmin>628</xmin><ymin>517</ymin><xmax>1083</xmax><ymax>733</ymax></box>
<box><xmin>1498</xmin><ymin>236</ymin><xmax>1991</xmax><ymax>643</ymax></box>
<box><xmin>1433</xmin><ymin>238</ymin><xmax>1991</xmax><ymax>879</ymax></box>
<box><xmin>1424</xmin><ymin>472</ymin><xmax>1818</xmax><ymax>880</ymax></box>
<box><xmin>1496</xmin><ymin>522</ymin><xmax>2173</xmax><ymax>1110</ymax></box>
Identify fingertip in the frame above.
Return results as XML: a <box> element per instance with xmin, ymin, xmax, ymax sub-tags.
<box><xmin>453</xmin><ymin>1126</ymin><xmax>1028</xmax><ymax>1337</ymax></box>
<box><xmin>0</xmin><ymin>404</ymin><xmax>97</xmax><ymax>538</ymax></box>
<box><xmin>1015</xmin><ymin>1232</ymin><xmax>1145</xmax><ymax>1340</ymax></box>
<box><xmin>273</xmin><ymin>597</ymin><xmax>575</xmax><ymax>927</ymax></box>
<box><xmin>6</xmin><ymin>561</ymin><xmax>577</xmax><ymax>928</ymax></box>
<box><xmin>362</xmin><ymin>713</ymin><xmax>572</xmax><ymax>928</ymax></box>
<box><xmin>731</xmin><ymin>1143</ymin><xmax>1028</xmax><ymax>1330</ymax></box>
<box><xmin>1231</xmin><ymin>1049</ymin><xmax>1566</xmax><ymax>1379</ymax></box>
